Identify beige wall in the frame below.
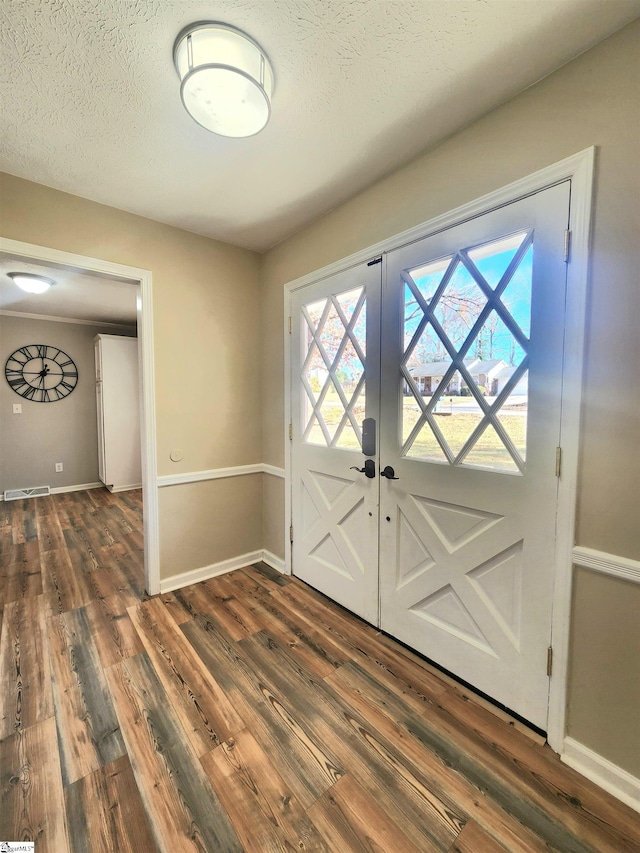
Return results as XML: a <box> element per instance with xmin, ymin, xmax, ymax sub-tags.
<box><xmin>0</xmin><ymin>173</ymin><xmax>263</xmax><ymax>576</ymax></box>
<box><xmin>260</xmin><ymin>21</ymin><xmax>640</xmax><ymax>774</ymax></box>
<box><xmin>0</xmin><ymin>315</ymin><xmax>132</xmax><ymax>492</ymax></box>
<box><xmin>263</xmin><ymin>472</ymin><xmax>286</xmax><ymax>562</ymax></box>
<box><xmin>158</xmin><ymin>476</ymin><xmax>262</xmax><ymax>580</ymax></box>
<box><xmin>568</xmin><ymin>568</ymin><xmax>640</xmax><ymax>777</ymax></box>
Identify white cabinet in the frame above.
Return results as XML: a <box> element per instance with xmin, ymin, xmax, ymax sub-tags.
<box><xmin>95</xmin><ymin>334</ymin><xmax>141</xmax><ymax>492</ymax></box>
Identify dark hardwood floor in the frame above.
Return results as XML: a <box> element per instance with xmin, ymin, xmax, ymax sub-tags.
<box><xmin>1</xmin><ymin>488</ymin><xmax>638</xmax><ymax>852</ymax></box>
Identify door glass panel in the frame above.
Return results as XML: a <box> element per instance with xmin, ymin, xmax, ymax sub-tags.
<box><xmin>407</xmin><ymin>420</ymin><xmax>448</xmax><ymax>462</ymax></box>
<box><xmin>496</xmin><ymin>376</ymin><xmax>528</xmax><ymax>461</ymax></box>
<box><xmin>467</xmin><ymin>231</ymin><xmax>527</xmax><ymax>290</ymax></box>
<box><xmin>405</xmin><ymin>320</ymin><xmax>449</xmax><ymax>369</ymax></box>
<box><xmin>402</xmin><ymin>394</ymin><xmax>423</xmax><ymax>445</ymax></box>
<box><xmin>500</xmin><ymin>244</ymin><xmax>533</xmax><ymax>339</ymax></box>
<box><xmin>319</xmin><ymin>388</ymin><xmax>342</xmax><ymax>441</ymax></box>
<box><xmin>434</xmin><ymin>406</ymin><xmax>482</xmax><ymax>458</ymax></box>
<box><xmin>335</xmin><ymin>419</ymin><xmax>361</xmax><ymax>450</ymax></box>
<box><xmin>468</xmin><ymin>310</ymin><xmax>526</xmax><ymax>371</ymax></box>
<box><xmin>400</xmin><ymin>231</ymin><xmax>533</xmax><ymax>472</ymax></box>
<box><xmin>304</xmin><ymin>414</ymin><xmax>327</xmax><ymax>446</ymax></box>
<box><xmin>337</xmin><ymin>287</ymin><xmax>363</xmax><ymax>327</ymax></box>
<box><xmin>408</xmin><ymin>256</ymin><xmax>452</xmax><ymax>304</ymax></box>
<box><xmin>433</xmin><ymin>262</ymin><xmax>487</xmax><ymax>351</ymax></box>
<box><xmin>301</xmin><ymin>287</ymin><xmax>366</xmax><ymax>449</ymax></box>
<box><xmin>462</xmin><ymin>423</ymin><xmax>520</xmax><ymax>472</ymax></box>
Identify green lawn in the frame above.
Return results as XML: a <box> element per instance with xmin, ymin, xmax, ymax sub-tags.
<box><xmin>306</xmin><ymin>392</ymin><xmax>526</xmax><ymax>471</ymax></box>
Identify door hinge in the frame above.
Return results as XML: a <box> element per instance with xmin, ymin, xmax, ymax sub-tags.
<box><xmin>289</xmin><ymin>423</ymin><xmax>293</xmax><ymax>441</ymax></box>
<box><xmin>547</xmin><ymin>646</ymin><xmax>553</xmax><ymax>677</ymax></box>
<box><xmin>563</xmin><ymin>230</ymin><xmax>571</xmax><ymax>263</ymax></box>
<box><xmin>288</xmin><ymin>316</ymin><xmax>292</xmax><ymax>334</ymax></box>
<box><xmin>555</xmin><ymin>446</ymin><xmax>562</xmax><ymax>478</ymax></box>
<box><xmin>289</xmin><ymin>524</ymin><xmax>294</xmax><ymax>543</ymax></box>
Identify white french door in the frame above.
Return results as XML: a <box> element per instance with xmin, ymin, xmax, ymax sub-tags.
<box><xmin>290</xmin><ymin>262</ymin><xmax>381</xmax><ymax>624</ymax></box>
<box><xmin>291</xmin><ymin>182</ymin><xmax>570</xmax><ymax>729</ymax></box>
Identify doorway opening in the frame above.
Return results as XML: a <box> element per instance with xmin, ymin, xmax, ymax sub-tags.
<box><xmin>0</xmin><ymin>238</ymin><xmax>159</xmax><ymax>594</ymax></box>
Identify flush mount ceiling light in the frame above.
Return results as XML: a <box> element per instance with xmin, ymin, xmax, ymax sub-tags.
<box><xmin>8</xmin><ymin>272</ymin><xmax>55</xmax><ymax>294</ymax></box>
<box><xmin>173</xmin><ymin>22</ymin><xmax>274</xmax><ymax>138</ymax></box>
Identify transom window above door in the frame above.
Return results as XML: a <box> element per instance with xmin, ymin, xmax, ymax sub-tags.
<box><xmin>401</xmin><ymin>230</ymin><xmax>533</xmax><ymax>473</ymax></box>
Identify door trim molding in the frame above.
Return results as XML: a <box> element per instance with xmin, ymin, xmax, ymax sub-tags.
<box><xmin>284</xmin><ymin>147</ymin><xmax>595</xmax><ymax>751</ymax></box>
<box><xmin>0</xmin><ymin>237</ymin><xmax>161</xmax><ymax>596</ymax></box>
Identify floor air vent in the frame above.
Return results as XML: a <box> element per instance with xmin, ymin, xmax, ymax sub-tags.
<box><xmin>4</xmin><ymin>485</ymin><xmax>51</xmax><ymax>501</ymax></box>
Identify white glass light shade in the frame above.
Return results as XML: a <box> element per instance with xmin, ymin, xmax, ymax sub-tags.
<box><xmin>173</xmin><ymin>23</ymin><xmax>274</xmax><ymax>138</ymax></box>
<box><xmin>8</xmin><ymin>272</ymin><xmax>55</xmax><ymax>294</ymax></box>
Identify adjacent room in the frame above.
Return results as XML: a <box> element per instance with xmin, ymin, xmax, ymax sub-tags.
<box><xmin>1</xmin><ymin>1</ymin><xmax>639</xmax><ymax>850</ymax></box>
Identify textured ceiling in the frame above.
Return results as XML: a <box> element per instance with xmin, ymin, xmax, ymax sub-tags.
<box><xmin>0</xmin><ymin>254</ymin><xmax>138</xmax><ymax>326</ymax></box>
<box><xmin>1</xmin><ymin>0</ymin><xmax>640</xmax><ymax>252</ymax></box>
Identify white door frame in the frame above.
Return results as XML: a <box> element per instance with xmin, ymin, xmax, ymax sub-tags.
<box><xmin>284</xmin><ymin>147</ymin><xmax>595</xmax><ymax>753</ymax></box>
<box><xmin>0</xmin><ymin>237</ymin><xmax>160</xmax><ymax>596</ymax></box>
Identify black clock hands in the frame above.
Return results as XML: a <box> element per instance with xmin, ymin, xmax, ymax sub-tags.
<box><xmin>5</xmin><ymin>344</ymin><xmax>77</xmax><ymax>403</ymax></box>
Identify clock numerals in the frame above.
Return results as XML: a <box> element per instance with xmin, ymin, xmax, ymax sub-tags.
<box><xmin>5</xmin><ymin>344</ymin><xmax>78</xmax><ymax>402</ymax></box>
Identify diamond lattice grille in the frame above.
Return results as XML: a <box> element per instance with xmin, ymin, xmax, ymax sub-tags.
<box><xmin>302</xmin><ymin>287</ymin><xmax>366</xmax><ymax>449</ymax></box>
<box><xmin>402</xmin><ymin>231</ymin><xmax>532</xmax><ymax>472</ymax></box>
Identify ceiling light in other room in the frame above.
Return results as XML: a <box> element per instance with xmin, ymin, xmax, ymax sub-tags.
<box><xmin>173</xmin><ymin>22</ymin><xmax>274</xmax><ymax>138</ymax></box>
<box><xmin>8</xmin><ymin>272</ymin><xmax>55</xmax><ymax>294</ymax></box>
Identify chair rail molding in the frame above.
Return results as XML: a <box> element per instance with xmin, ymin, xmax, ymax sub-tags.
<box><xmin>572</xmin><ymin>546</ymin><xmax>640</xmax><ymax>585</ymax></box>
<box><xmin>158</xmin><ymin>463</ymin><xmax>285</xmax><ymax>488</ymax></box>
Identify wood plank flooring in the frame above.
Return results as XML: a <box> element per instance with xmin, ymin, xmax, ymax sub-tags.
<box><xmin>1</xmin><ymin>488</ymin><xmax>639</xmax><ymax>852</ymax></box>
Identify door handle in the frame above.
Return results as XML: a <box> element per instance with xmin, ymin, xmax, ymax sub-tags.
<box><xmin>380</xmin><ymin>465</ymin><xmax>399</xmax><ymax>480</ymax></box>
<box><xmin>350</xmin><ymin>459</ymin><xmax>376</xmax><ymax>479</ymax></box>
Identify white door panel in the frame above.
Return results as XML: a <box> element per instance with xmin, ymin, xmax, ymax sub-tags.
<box><xmin>291</xmin><ymin>262</ymin><xmax>381</xmax><ymax>624</ymax></box>
<box><xmin>290</xmin><ymin>182</ymin><xmax>570</xmax><ymax>729</ymax></box>
<box><xmin>379</xmin><ymin>183</ymin><xmax>570</xmax><ymax>728</ymax></box>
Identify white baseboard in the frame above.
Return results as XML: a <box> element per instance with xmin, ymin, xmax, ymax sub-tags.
<box><xmin>159</xmin><ymin>550</ymin><xmax>264</xmax><ymax>594</ymax></box>
<box><xmin>158</xmin><ymin>548</ymin><xmax>289</xmax><ymax>593</ymax></box>
<box><xmin>51</xmin><ymin>482</ymin><xmax>104</xmax><ymax>494</ymax></box>
<box><xmin>262</xmin><ymin>549</ymin><xmax>287</xmax><ymax>574</ymax></box>
<box><xmin>106</xmin><ymin>483</ymin><xmax>142</xmax><ymax>493</ymax></box>
<box><xmin>563</xmin><ymin>737</ymin><xmax>640</xmax><ymax>814</ymax></box>
<box><xmin>0</xmin><ymin>482</ymin><xmax>104</xmax><ymax>500</ymax></box>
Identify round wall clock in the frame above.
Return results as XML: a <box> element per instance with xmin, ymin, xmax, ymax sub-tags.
<box><xmin>5</xmin><ymin>344</ymin><xmax>78</xmax><ymax>402</ymax></box>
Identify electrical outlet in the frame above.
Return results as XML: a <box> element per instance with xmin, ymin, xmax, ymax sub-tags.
<box><xmin>55</xmin><ymin>462</ymin><xmax>63</xmax><ymax>473</ymax></box>
<box><xmin>13</xmin><ymin>403</ymin><xmax>22</xmax><ymax>414</ymax></box>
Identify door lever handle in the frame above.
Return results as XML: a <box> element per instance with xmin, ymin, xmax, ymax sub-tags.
<box><xmin>380</xmin><ymin>465</ymin><xmax>399</xmax><ymax>480</ymax></box>
<box><xmin>350</xmin><ymin>459</ymin><xmax>376</xmax><ymax>479</ymax></box>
